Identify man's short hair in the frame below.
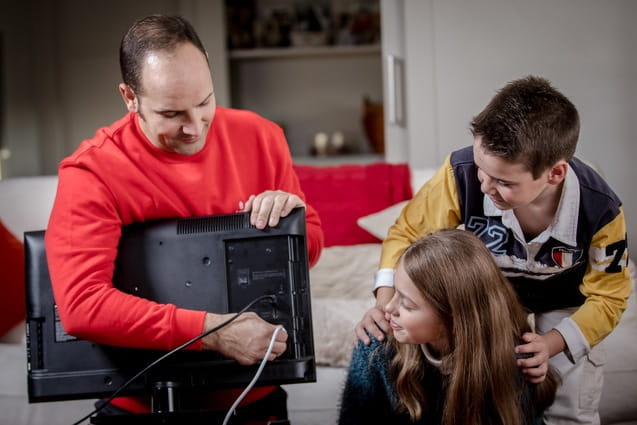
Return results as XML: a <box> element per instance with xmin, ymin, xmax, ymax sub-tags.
<box><xmin>470</xmin><ymin>75</ymin><xmax>580</xmax><ymax>178</ymax></box>
<box><xmin>120</xmin><ymin>15</ymin><xmax>207</xmax><ymax>95</ymax></box>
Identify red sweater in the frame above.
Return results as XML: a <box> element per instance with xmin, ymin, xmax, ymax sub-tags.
<box><xmin>45</xmin><ymin>107</ymin><xmax>323</xmax><ymax>411</ymax></box>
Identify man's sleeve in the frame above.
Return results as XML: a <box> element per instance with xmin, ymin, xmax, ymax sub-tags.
<box><xmin>45</xmin><ymin>167</ymin><xmax>206</xmax><ymax>351</ymax></box>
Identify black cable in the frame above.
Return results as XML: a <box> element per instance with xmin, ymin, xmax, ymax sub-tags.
<box><xmin>71</xmin><ymin>294</ymin><xmax>275</xmax><ymax>425</ymax></box>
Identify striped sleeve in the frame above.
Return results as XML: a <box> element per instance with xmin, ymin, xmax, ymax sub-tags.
<box><xmin>570</xmin><ymin>207</ymin><xmax>631</xmax><ymax>347</ymax></box>
<box><xmin>379</xmin><ymin>155</ymin><xmax>462</xmax><ymax>270</ymax></box>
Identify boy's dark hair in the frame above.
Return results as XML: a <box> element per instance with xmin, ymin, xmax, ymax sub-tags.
<box><xmin>470</xmin><ymin>76</ymin><xmax>580</xmax><ymax>178</ymax></box>
<box><xmin>120</xmin><ymin>15</ymin><xmax>207</xmax><ymax>95</ymax></box>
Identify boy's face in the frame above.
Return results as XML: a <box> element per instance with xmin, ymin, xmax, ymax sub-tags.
<box><xmin>473</xmin><ymin>137</ymin><xmax>554</xmax><ymax>210</ymax></box>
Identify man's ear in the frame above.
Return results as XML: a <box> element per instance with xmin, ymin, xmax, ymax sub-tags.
<box><xmin>119</xmin><ymin>83</ymin><xmax>138</xmax><ymax>113</ymax></box>
<box><xmin>547</xmin><ymin>160</ymin><xmax>568</xmax><ymax>185</ymax></box>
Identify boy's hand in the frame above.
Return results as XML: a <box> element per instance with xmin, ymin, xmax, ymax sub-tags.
<box><xmin>354</xmin><ymin>286</ymin><xmax>395</xmax><ymax>345</ymax></box>
<box><xmin>516</xmin><ymin>328</ymin><xmax>567</xmax><ymax>383</ymax></box>
<box><xmin>515</xmin><ymin>332</ymin><xmax>550</xmax><ymax>383</ymax></box>
<box><xmin>354</xmin><ymin>306</ymin><xmax>391</xmax><ymax>345</ymax></box>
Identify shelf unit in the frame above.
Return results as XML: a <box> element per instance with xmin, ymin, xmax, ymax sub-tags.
<box><xmin>225</xmin><ymin>0</ymin><xmax>383</xmax><ymax>158</ymax></box>
<box><xmin>293</xmin><ymin>153</ymin><xmax>384</xmax><ymax>166</ymax></box>
<box><xmin>228</xmin><ymin>44</ymin><xmax>381</xmax><ymax>60</ymax></box>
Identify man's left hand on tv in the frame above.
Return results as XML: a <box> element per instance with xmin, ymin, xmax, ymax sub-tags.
<box><xmin>242</xmin><ymin>190</ymin><xmax>305</xmax><ymax>229</ymax></box>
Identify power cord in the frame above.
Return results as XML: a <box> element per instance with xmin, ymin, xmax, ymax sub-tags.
<box><xmin>222</xmin><ymin>325</ymin><xmax>285</xmax><ymax>425</ymax></box>
<box><xmin>71</xmin><ymin>294</ymin><xmax>276</xmax><ymax>425</ymax></box>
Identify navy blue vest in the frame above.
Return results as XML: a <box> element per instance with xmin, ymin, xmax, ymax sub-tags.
<box><xmin>450</xmin><ymin>147</ymin><xmax>625</xmax><ymax>313</ymax></box>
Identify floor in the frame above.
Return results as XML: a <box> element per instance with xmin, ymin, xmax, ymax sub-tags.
<box><xmin>284</xmin><ymin>367</ymin><xmax>347</xmax><ymax>425</ymax></box>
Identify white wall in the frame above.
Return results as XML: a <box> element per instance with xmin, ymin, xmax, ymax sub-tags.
<box><xmin>2</xmin><ymin>0</ymin><xmax>635</xmax><ymax>250</ymax></box>
<box><xmin>0</xmin><ymin>1</ymin><xmax>41</xmax><ymax>177</ymax></box>
<box><xmin>400</xmin><ymin>0</ymin><xmax>637</xmax><ymax>255</ymax></box>
<box><xmin>0</xmin><ymin>0</ymin><xmax>229</xmax><ymax>176</ymax></box>
<box><xmin>231</xmin><ymin>53</ymin><xmax>383</xmax><ymax>156</ymax></box>
<box><xmin>1</xmin><ymin>0</ymin><xmax>376</xmax><ymax>172</ymax></box>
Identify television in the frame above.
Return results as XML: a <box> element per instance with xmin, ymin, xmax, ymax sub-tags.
<box><xmin>25</xmin><ymin>208</ymin><xmax>315</xmax><ymax>411</ymax></box>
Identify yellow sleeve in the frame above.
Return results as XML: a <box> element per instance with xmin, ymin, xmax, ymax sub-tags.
<box><xmin>380</xmin><ymin>155</ymin><xmax>462</xmax><ymax>269</ymax></box>
<box><xmin>571</xmin><ymin>207</ymin><xmax>631</xmax><ymax>347</ymax></box>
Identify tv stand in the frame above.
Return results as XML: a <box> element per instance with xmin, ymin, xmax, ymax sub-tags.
<box><xmin>90</xmin><ymin>410</ymin><xmax>225</xmax><ymax>425</ymax></box>
<box><xmin>89</xmin><ymin>380</ymin><xmax>291</xmax><ymax>425</ymax></box>
<box><xmin>90</xmin><ymin>412</ymin><xmax>290</xmax><ymax>425</ymax></box>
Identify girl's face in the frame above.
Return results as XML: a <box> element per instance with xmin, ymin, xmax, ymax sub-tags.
<box><xmin>385</xmin><ymin>261</ymin><xmax>447</xmax><ymax>351</ymax></box>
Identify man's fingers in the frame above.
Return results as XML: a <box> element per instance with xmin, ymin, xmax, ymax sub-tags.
<box><xmin>271</xmin><ymin>340</ymin><xmax>287</xmax><ymax>358</ymax></box>
<box><xmin>267</xmin><ymin>195</ymin><xmax>287</xmax><ymax>227</ymax></box>
<box><xmin>280</xmin><ymin>195</ymin><xmax>299</xmax><ymax>217</ymax></box>
<box><xmin>271</xmin><ymin>194</ymin><xmax>302</xmax><ymax>226</ymax></box>
<box><xmin>250</xmin><ymin>195</ymin><xmax>271</xmax><ymax>228</ymax></box>
<box><xmin>242</xmin><ymin>194</ymin><xmax>256</xmax><ymax>212</ymax></box>
<box><xmin>245</xmin><ymin>191</ymin><xmax>306</xmax><ymax>229</ymax></box>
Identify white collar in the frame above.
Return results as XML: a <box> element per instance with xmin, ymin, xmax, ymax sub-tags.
<box><xmin>420</xmin><ymin>344</ymin><xmax>442</xmax><ymax>367</ymax></box>
<box><xmin>483</xmin><ymin>165</ymin><xmax>579</xmax><ymax>246</ymax></box>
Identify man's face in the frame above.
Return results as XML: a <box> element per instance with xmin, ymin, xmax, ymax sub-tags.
<box><xmin>129</xmin><ymin>42</ymin><xmax>216</xmax><ymax>155</ymax></box>
<box><xmin>473</xmin><ymin>137</ymin><xmax>553</xmax><ymax>210</ymax></box>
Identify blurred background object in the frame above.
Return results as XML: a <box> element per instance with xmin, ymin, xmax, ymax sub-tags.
<box><xmin>362</xmin><ymin>96</ymin><xmax>384</xmax><ymax>154</ymax></box>
<box><xmin>225</xmin><ymin>0</ymin><xmax>380</xmax><ymax>50</ymax></box>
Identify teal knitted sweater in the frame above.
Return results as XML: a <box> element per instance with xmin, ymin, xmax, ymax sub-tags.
<box><xmin>338</xmin><ymin>339</ymin><xmax>543</xmax><ymax>425</ymax></box>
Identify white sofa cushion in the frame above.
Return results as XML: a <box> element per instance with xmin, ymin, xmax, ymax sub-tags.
<box><xmin>356</xmin><ymin>167</ymin><xmax>437</xmax><ymax>240</ymax></box>
<box><xmin>0</xmin><ymin>176</ymin><xmax>58</xmax><ymax>238</ymax></box>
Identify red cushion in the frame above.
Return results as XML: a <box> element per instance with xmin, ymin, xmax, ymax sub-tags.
<box><xmin>294</xmin><ymin>162</ymin><xmax>412</xmax><ymax>247</ymax></box>
<box><xmin>0</xmin><ymin>220</ymin><xmax>25</xmax><ymax>337</ymax></box>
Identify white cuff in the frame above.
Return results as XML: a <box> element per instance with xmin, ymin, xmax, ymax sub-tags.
<box><xmin>534</xmin><ymin>309</ymin><xmax>590</xmax><ymax>364</ymax></box>
<box><xmin>373</xmin><ymin>268</ymin><xmax>395</xmax><ymax>292</ymax></box>
<box><xmin>553</xmin><ymin>316</ymin><xmax>591</xmax><ymax>363</ymax></box>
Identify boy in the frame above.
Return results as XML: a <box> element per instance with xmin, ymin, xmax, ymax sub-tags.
<box><xmin>355</xmin><ymin>76</ymin><xmax>630</xmax><ymax>424</ymax></box>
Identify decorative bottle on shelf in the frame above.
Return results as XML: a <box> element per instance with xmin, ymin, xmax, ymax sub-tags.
<box><xmin>311</xmin><ymin>132</ymin><xmax>329</xmax><ymax>156</ymax></box>
<box><xmin>362</xmin><ymin>96</ymin><xmax>384</xmax><ymax>154</ymax></box>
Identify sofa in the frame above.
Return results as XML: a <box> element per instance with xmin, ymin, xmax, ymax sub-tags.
<box><xmin>1</xmin><ymin>163</ymin><xmax>636</xmax><ymax>425</ymax></box>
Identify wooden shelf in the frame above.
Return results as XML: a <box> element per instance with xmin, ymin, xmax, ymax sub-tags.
<box><xmin>229</xmin><ymin>44</ymin><xmax>381</xmax><ymax>60</ymax></box>
<box><xmin>293</xmin><ymin>153</ymin><xmax>384</xmax><ymax>166</ymax></box>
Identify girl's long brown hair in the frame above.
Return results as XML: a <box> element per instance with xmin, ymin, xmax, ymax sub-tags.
<box><xmin>390</xmin><ymin>229</ymin><xmax>558</xmax><ymax>425</ymax></box>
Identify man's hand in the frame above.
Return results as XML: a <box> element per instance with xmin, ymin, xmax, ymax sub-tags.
<box><xmin>202</xmin><ymin>312</ymin><xmax>288</xmax><ymax>365</ymax></box>
<box><xmin>354</xmin><ymin>287</ymin><xmax>395</xmax><ymax>345</ymax></box>
<box><xmin>515</xmin><ymin>329</ymin><xmax>565</xmax><ymax>383</ymax></box>
<box><xmin>242</xmin><ymin>190</ymin><xmax>305</xmax><ymax>229</ymax></box>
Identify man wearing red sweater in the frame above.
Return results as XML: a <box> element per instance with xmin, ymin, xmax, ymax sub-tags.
<box><xmin>45</xmin><ymin>14</ymin><xmax>323</xmax><ymax>423</ymax></box>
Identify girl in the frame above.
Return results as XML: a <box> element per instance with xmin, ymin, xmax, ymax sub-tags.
<box><xmin>339</xmin><ymin>229</ymin><xmax>558</xmax><ymax>425</ymax></box>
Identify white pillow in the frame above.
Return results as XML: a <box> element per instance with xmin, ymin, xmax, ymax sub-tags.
<box><xmin>356</xmin><ymin>201</ymin><xmax>408</xmax><ymax>240</ymax></box>
<box><xmin>312</xmin><ymin>297</ymin><xmax>374</xmax><ymax>367</ymax></box>
<box><xmin>310</xmin><ymin>244</ymin><xmax>381</xmax><ymax>299</ymax></box>
<box><xmin>356</xmin><ymin>167</ymin><xmax>437</xmax><ymax>241</ymax></box>
<box><xmin>310</xmin><ymin>244</ymin><xmax>380</xmax><ymax>367</ymax></box>
<box><xmin>410</xmin><ymin>167</ymin><xmax>438</xmax><ymax>193</ymax></box>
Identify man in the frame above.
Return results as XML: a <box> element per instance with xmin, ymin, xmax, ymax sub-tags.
<box><xmin>45</xmin><ymin>14</ymin><xmax>323</xmax><ymax>422</ymax></box>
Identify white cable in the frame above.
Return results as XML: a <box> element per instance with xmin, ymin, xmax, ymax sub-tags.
<box><xmin>222</xmin><ymin>325</ymin><xmax>285</xmax><ymax>425</ymax></box>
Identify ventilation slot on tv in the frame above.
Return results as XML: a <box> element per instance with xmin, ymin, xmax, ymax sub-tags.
<box><xmin>177</xmin><ymin>213</ymin><xmax>253</xmax><ymax>234</ymax></box>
